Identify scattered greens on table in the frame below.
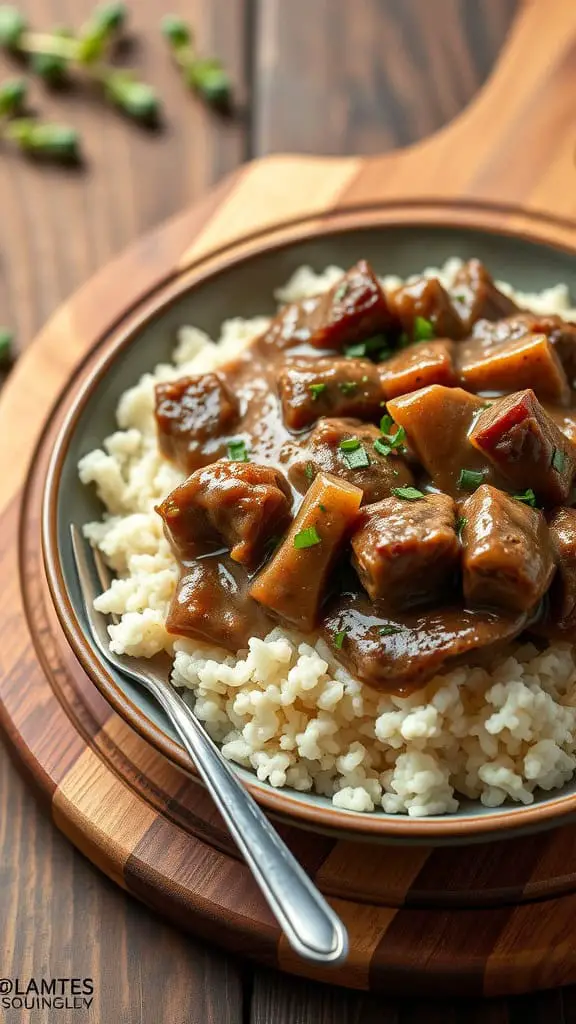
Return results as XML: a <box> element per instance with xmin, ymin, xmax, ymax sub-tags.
<box><xmin>0</xmin><ymin>77</ymin><xmax>80</xmax><ymax>160</ymax></box>
<box><xmin>0</xmin><ymin>3</ymin><xmax>160</xmax><ymax>124</ymax></box>
<box><xmin>161</xmin><ymin>14</ymin><xmax>232</xmax><ymax>109</ymax></box>
<box><xmin>0</xmin><ymin>3</ymin><xmax>235</xmax><ymax>164</ymax></box>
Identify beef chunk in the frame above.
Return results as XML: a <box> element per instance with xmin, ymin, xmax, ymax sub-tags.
<box><xmin>259</xmin><ymin>260</ymin><xmax>394</xmax><ymax>353</ymax></box>
<box><xmin>155</xmin><ymin>373</ymin><xmax>239</xmax><ymax>473</ymax></box>
<box><xmin>470</xmin><ymin>390</ymin><xmax>576</xmax><ymax>505</ymax></box>
<box><xmin>471</xmin><ymin>312</ymin><xmax>576</xmax><ymax>385</ymax></box>
<box><xmin>249</xmin><ymin>473</ymin><xmax>363</xmax><ymax>630</ymax></box>
<box><xmin>450</xmin><ymin>259</ymin><xmax>519</xmax><ymax>331</ymax></box>
<box><xmin>537</xmin><ymin>507</ymin><xmax>576</xmax><ymax>639</ymax></box>
<box><xmin>461</xmin><ymin>484</ymin><xmax>555</xmax><ymax>613</ymax></box>
<box><xmin>387</xmin><ymin>385</ymin><xmax>497</xmax><ymax>495</ymax></box>
<box><xmin>277</xmin><ymin>357</ymin><xmax>382</xmax><ymax>430</ymax></box>
<box><xmin>351</xmin><ymin>492</ymin><xmax>459</xmax><ymax>608</ymax></box>
<box><xmin>388</xmin><ymin>276</ymin><xmax>465</xmax><ymax>341</ymax></box>
<box><xmin>157</xmin><ymin>461</ymin><xmax>292</xmax><ymax>568</ymax></box>
<box><xmin>167</xmin><ymin>555</ymin><xmax>270</xmax><ymax>649</ymax></box>
<box><xmin>281</xmin><ymin>417</ymin><xmax>414</xmax><ymax>504</ymax></box>
<box><xmin>321</xmin><ymin>593</ymin><xmax>527</xmax><ymax>693</ymax></box>
<box><xmin>457</xmin><ymin>333</ymin><xmax>570</xmax><ymax>405</ymax></box>
<box><xmin>379</xmin><ymin>339</ymin><xmax>457</xmax><ymax>401</ymax></box>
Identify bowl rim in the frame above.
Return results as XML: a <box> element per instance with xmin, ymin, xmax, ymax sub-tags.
<box><xmin>41</xmin><ymin>198</ymin><xmax>576</xmax><ymax>841</ymax></box>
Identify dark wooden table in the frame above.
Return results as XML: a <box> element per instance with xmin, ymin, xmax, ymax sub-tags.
<box><xmin>2</xmin><ymin>1</ymin><xmax>573</xmax><ymax>1020</ymax></box>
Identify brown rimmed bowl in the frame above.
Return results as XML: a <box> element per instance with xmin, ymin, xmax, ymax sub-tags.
<box><xmin>41</xmin><ymin>198</ymin><xmax>576</xmax><ymax>845</ymax></box>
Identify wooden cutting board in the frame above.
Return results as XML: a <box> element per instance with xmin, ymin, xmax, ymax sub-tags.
<box><xmin>3</xmin><ymin>0</ymin><xmax>576</xmax><ymax>995</ymax></box>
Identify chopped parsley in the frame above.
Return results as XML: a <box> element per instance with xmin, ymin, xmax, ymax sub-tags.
<box><xmin>374</xmin><ymin>438</ymin><xmax>393</xmax><ymax>457</ymax></box>
<box><xmin>338</xmin><ymin>381</ymin><xmax>358</xmax><ymax>395</ymax></box>
<box><xmin>391</xmin><ymin>486</ymin><xmax>424</xmax><ymax>501</ymax></box>
<box><xmin>334</xmin><ymin>283</ymin><xmax>348</xmax><ymax>302</ymax></box>
<box><xmin>552</xmin><ymin>447</ymin><xmax>567</xmax><ymax>473</ymax></box>
<box><xmin>378</xmin><ymin>625</ymin><xmax>403</xmax><ymax>636</ymax></box>
<box><xmin>457</xmin><ymin>468</ymin><xmax>484</xmax><ymax>491</ymax></box>
<box><xmin>334</xmin><ymin>629</ymin><xmax>347</xmax><ymax>649</ymax></box>
<box><xmin>514</xmin><ymin>488</ymin><xmax>537</xmax><ymax>507</ymax></box>
<box><xmin>375</xmin><ymin>418</ymin><xmax>406</xmax><ymax>457</ymax></box>
<box><xmin>456</xmin><ymin>515</ymin><xmax>467</xmax><ymax>537</ymax></box>
<box><xmin>344</xmin><ymin>334</ymin><xmax>387</xmax><ymax>359</ymax></box>
<box><xmin>308</xmin><ymin>382</ymin><xmax>327</xmax><ymax>400</ymax></box>
<box><xmin>227</xmin><ymin>439</ymin><xmax>249</xmax><ymax>462</ymax></box>
<box><xmin>344</xmin><ymin>341</ymin><xmax>367</xmax><ymax>358</ymax></box>
<box><xmin>398</xmin><ymin>331</ymin><xmax>410</xmax><ymax>349</ymax></box>
<box><xmin>343</xmin><ymin>445</ymin><xmax>370</xmax><ymax>470</ymax></box>
<box><xmin>294</xmin><ymin>526</ymin><xmax>321</xmax><ymax>549</ymax></box>
<box><xmin>318</xmin><ymin>503</ymin><xmax>327</xmax><ymax>512</ymax></box>
<box><xmin>453</xmin><ymin>292</ymin><xmax>467</xmax><ymax>303</ymax></box>
<box><xmin>339</xmin><ymin>436</ymin><xmax>361</xmax><ymax>452</ymax></box>
<box><xmin>304</xmin><ymin>462</ymin><xmax>314</xmax><ymax>483</ymax></box>
<box><xmin>387</xmin><ymin>426</ymin><xmax>406</xmax><ymax>449</ymax></box>
<box><xmin>413</xmin><ymin>316</ymin><xmax>435</xmax><ymax>342</ymax></box>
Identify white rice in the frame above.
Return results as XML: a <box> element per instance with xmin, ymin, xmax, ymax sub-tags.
<box><xmin>78</xmin><ymin>259</ymin><xmax>576</xmax><ymax>816</ymax></box>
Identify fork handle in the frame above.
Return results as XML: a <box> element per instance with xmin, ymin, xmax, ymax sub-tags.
<box><xmin>146</xmin><ymin>676</ymin><xmax>348</xmax><ymax>964</ymax></box>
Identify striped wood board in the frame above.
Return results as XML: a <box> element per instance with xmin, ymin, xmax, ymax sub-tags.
<box><xmin>3</xmin><ymin>0</ymin><xmax>576</xmax><ymax>995</ymax></box>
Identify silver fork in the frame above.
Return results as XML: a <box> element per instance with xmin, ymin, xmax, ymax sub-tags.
<box><xmin>70</xmin><ymin>525</ymin><xmax>348</xmax><ymax>965</ymax></box>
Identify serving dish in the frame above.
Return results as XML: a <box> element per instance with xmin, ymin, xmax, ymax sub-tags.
<box><xmin>42</xmin><ymin>221</ymin><xmax>576</xmax><ymax>843</ymax></box>
<box><xmin>4</xmin><ymin>0</ymin><xmax>576</xmax><ymax>992</ymax></box>
<box><xmin>36</xmin><ymin>0</ymin><xmax>576</xmax><ymax>844</ymax></box>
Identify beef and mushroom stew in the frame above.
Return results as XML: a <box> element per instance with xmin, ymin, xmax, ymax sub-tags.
<box><xmin>152</xmin><ymin>258</ymin><xmax>576</xmax><ymax>694</ymax></box>
<box><xmin>81</xmin><ymin>257</ymin><xmax>576</xmax><ymax>816</ymax></box>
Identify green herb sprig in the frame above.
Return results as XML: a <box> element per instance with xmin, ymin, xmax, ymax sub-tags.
<box><xmin>0</xmin><ymin>326</ymin><xmax>13</xmax><ymax>367</ymax></box>
<box><xmin>0</xmin><ymin>77</ymin><xmax>80</xmax><ymax>161</ymax></box>
<box><xmin>162</xmin><ymin>14</ymin><xmax>232</xmax><ymax>110</ymax></box>
<box><xmin>0</xmin><ymin>3</ymin><xmax>160</xmax><ymax>124</ymax></box>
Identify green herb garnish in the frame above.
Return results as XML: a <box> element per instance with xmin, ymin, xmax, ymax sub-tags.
<box><xmin>378</xmin><ymin>625</ymin><xmax>403</xmax><ymax>636</ymax></box>
<box><xmin>308</xmin><ymin>382</ymin><xmax>327</xmax><ymax>400</ymax></box>
<box><xmin>318</xmin><ymin>503</ymin><xmax>327</xmax><ymax>512</ymax></box>
<box><xmin>334</xmin><ymin>629</ymin><xmax>347</xmax><ymax>649</ymax></box>
<box><xmin>162</xmin><ymin>13</ymin><xmax>232</xmax><ymax>109</ymax></box>
<box><xmin>339</xmin><ymin>437</ymin><xmax>361</xmax><ymax>452</ymax></box>
<box><xmin>0</xmin><ymin>5</ymin><xmax>159</xmax><ymax>125</ymax></box>
<box><xmin>457</xmin><ymin>468</ymin><xmax>484</xmax><ymax>491</ymax></box>
<box><xmin>227</xmin><ymin>439</ymin><xmax>249</xmax><ymax>462</ymax></box>
<box><xmin>0</xmin><ymin>327</ymin><xmax>13</xmax><ymax>367</ymax></box>
<box><xmin>413</xmin><ymin>316</ymin><xmax>435</xmax><ymax>342</ymax></box>
<box><xmin>304</xmin><ymin>462</ymin><xmax>314</xmax><ymax>483</ymax></box>
<box><xmin>456</xmin><ymin>515</ymin><xmax>467</xmax><ymax>537</ymax></box>
<box><xmin>0</xmin><ymin>76</ymin><xmax>26</xmax><ymax>115</ymax></box>
<box><xmin>344</xmin><ymin>341</ymin><xmax>366</xmax><ymax>358</ymax></box>
<box><xmin>294</xmin><ymin>526</ymin><xmax>321</xmax><ymax>549</ymax></box>
<box><xmin>343</xmin><ymin>445</ymin><xmax>370</xmax><ymax>470</ymax></box>
<box><xmin>552</xmin><ymin>448</ymin><xmax>567</xmax><ymax>473</ymax></box>
<box><xmin>333</xmin><ymin>283</ymin><xmax>348</xmax><ymax>302</ymax></box>
<box><xmin>5</xmin><ymin>119</ymin><xmax>80</xmax><ymax>161</ymax></box>
<box><xmin>344</xmin><ymin>335</ymin><xmax>387</xmax><ymax>359</ymax></box>
<box><xmin>374</xmin><ymin>438</ymin><xmax>392</xmax><ymax>457</ymax></box>
<box><xmin>0</xmin><ymin>6</ymin><xmax>26</xmax><ymax>48</ymax></box>
<box><xmin>391</xmin><ymin>486</ymin><xmax>424</xmax><ymax>501</ymax></box>
<box><xmin>514</xmin><ymin>489</ymin><xmax>537</xmax><ymax>507</ymax></box>
<box><xmin>338</xmin><ymin>381</ymin><xmax>358</xmax><ymax>395</ymax></box>
<box><xmin>398</xmin><ymin>331</ymin><xmax>410</xmax><ymax>348</ymax></box>
<box><xmin>380</xmin><ymin>414</ymin><xmax>394</xmax><ymax>434</ymax></box>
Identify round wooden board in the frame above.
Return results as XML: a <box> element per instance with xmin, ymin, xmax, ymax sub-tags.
<box><xmin>4</xmin><ymin>0</ymin><xmax>576</xmax><ymax>995</ymax></box>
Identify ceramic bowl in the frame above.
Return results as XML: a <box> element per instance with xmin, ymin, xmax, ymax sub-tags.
<box><xmin>42</xmin><ymin>219</ymin><xmax>576</xmax><ymax>844</ymax></box>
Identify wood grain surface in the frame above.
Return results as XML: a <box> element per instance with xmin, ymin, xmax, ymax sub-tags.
<box><xmin>11</xmin><ymin>0</ymin><xmax>576</xmax><ymax>1021</ymax></box>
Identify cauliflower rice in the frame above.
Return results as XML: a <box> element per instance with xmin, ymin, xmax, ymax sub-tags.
<box><xmin>79</xmin><ymin>259</ymin><xmax>576</xmax><ymax>817</ymax></box>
